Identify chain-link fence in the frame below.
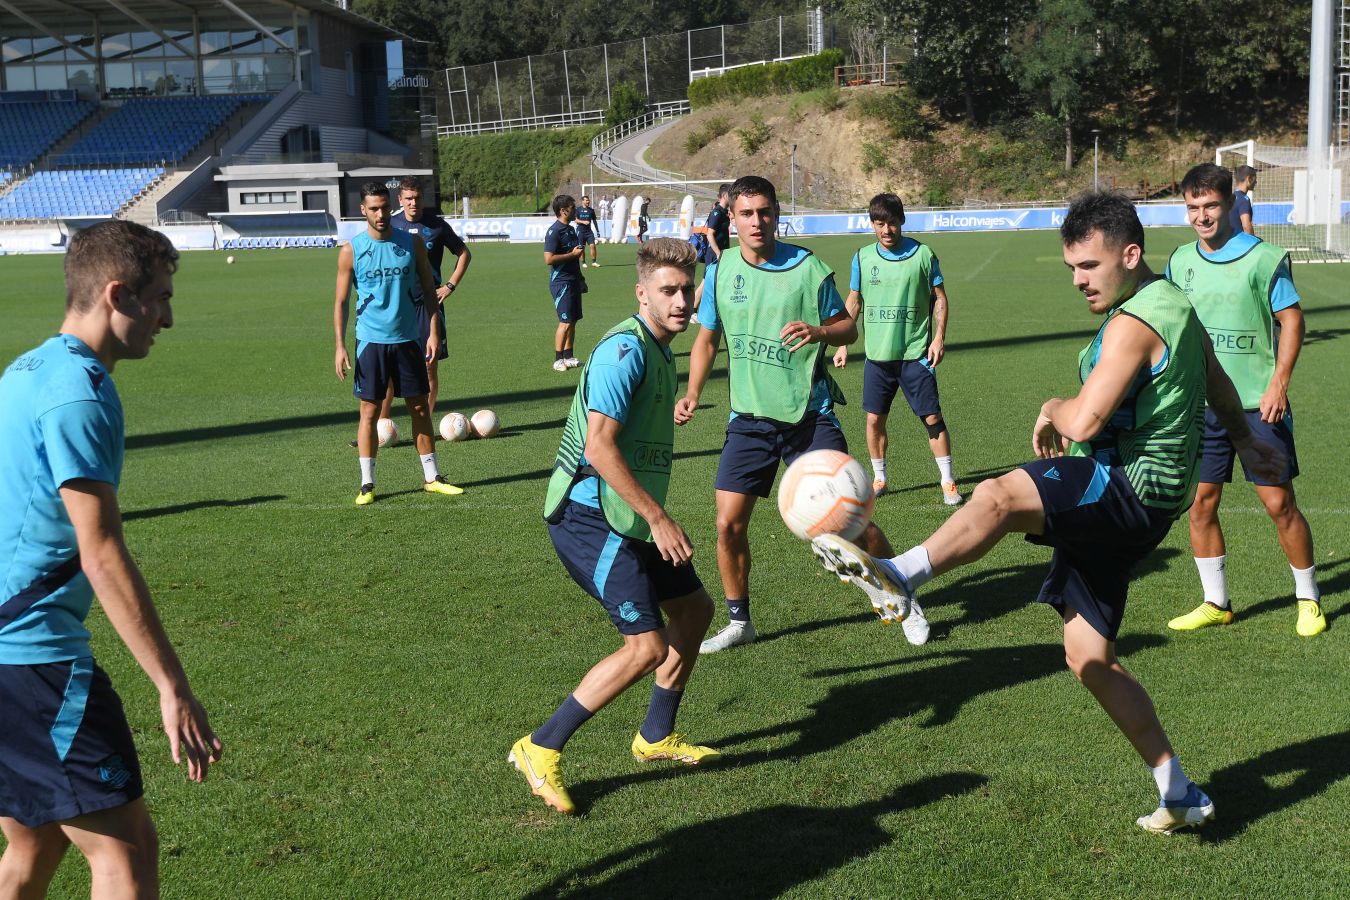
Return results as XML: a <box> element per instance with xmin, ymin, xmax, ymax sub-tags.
<box><xmin>437</xmin><ymin>11</ymin><xmax>828</xmax><ymax>135</ymax></box>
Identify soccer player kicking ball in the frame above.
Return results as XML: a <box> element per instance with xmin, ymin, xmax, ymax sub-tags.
<box><xmin>1165</xmin><ymin>163</ymin><xmax>1323</xmax><ymax>636</ymax></box>
<box><xmin>334</xmin><ymin>182</ymin><xmax>463</xmax><ymax>505</ymax></box>
<box><xmin>678</xmin><ymin>176</ymin><xmax>928</xmax><ymax>652</ymax></box>
<box><xmin>811</xmin><ymin>193</ymin><xmax>1283</xmax><ymax>833</ymax></box>
<box><xmin>833</xmin><ymin>193</ymin><xmax>962</xmax><ymax>505</ymax></box>
<box><xmin>511</xmin><ymin>239</ymin><xmax>719</xmax><ymax>815</ymax></box>
<box><xmin>0</xmin><ymin>221</ymin><xmax>222</xmax><ymax>895</ymax></box>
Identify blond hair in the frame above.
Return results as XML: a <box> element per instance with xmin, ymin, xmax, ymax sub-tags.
<box><xmin>635</xmin><ymin>237</ymin><xmax>697</xmax><ymax>281</ymax></box>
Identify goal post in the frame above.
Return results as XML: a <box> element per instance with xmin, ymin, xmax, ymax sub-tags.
<box><xmin>1216</xmin><ymin>141</ymin><xmax>1348</xmax><ymax>261</ymax></box>
<box><xmin>582</xmin><ymin>179</ymin><xmax>729</xmax><ymax>243</ymax></box>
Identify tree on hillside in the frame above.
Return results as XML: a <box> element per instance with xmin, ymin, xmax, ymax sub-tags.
<box><xmin>1015</xmin><ymin>0</ymin><xmax>1100</xmax><ymax>171</ymax></box>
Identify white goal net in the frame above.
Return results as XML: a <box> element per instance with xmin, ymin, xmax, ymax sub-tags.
<box><xmin>1216</xmin><ymin>141</ymin><xmax>1349</xmax><ymax>261</ymax></box>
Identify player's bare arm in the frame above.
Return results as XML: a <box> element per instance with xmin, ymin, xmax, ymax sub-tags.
<box><xmin>1260</xmin><ymin>304</ymin><xmax>1304</xmax><ymax>423</ymax></box>
<box><xmin>833</xmin><ymin>290</ymin><xmax>863</xmax><ymax>367</ymax></box>
<box><xmin>333</xmin><ymin>243</ymin><xmax>354</xmax><ymax>379</ymax></box>
<box><xmin>676</xmin><ymin>325</ymin><xmax>722</xmax><ymax>425</ymax></box>
<box><xmin>1037</xmin><ymin>313</ymin><xmax>1159</xmax><ymax>452</ymax></box>
<box><xmin>61</xmin><ymin>480</ymin><xmax>222</xmax><ymax>783</ymax></box>
<box><xmin>927</xmin><ymin>284</ymin><xmax>949</xmax><ymax>366</ymax></box>
<box><xmin>414</xmin><ymin>241</ymin><xmax>441</xmax><ymax>359</ymax></box>
<box><xmin>585</xmin><ymin>411</ymin><xmax>693</xmax><ymax>565</ymax></box>
<box><xmin>782</xmin><ymin>310</ymin><xmax>856</xmax><ymax>353</ymax></box>
<box><xmin>438</xmin><ymin>244</ymin><xmax>471</xmax><ymax>302</ymax></box>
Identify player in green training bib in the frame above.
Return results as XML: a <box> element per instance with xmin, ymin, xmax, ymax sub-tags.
<box><xmin>510</xmin><ymin>239</ymin><xmax>718</xmax><ymax>816</ymax></box>
<box><xmin>678</xmin><ymin>176</ymin><xmax>928</xmax><ymax>652</ymax></box>
<box><xmin>811</xmin><ymin>192</ymin><xmax>1283</xmax><ymax>834</ymax></box>
<box><xmin>833</xmin><ymin>193</ymin><xmax>963</xmax><ymax>506</ymax></box>
<box><xmin>1165</xmin><ymin>163</ymin><xmax>1323</xmax><ymax>637</ymax></box>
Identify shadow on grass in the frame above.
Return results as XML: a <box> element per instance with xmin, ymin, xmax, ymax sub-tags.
<box><xmin>524</xmin><ymin>772</ymin><xmax>987</xmax><ymax>899</ymax></box>
<box><xmin>571</xmin><ymin>636</ymin><xmax>1163</xmax><ymax>809</ymax></box>
<box><xmin>122</xmin><ymin>494</ymin><xmax>286</xmax><ymax>521</ymax></box>
<box><xmin>1200</xmin><ymin>730</ymin><xmax>1350</xmax><ymax>843</ymax></box>
<box><xmin>1222</xmin><ymin>556</ymin><xmax>1349</xmax><ymax>626</ymax></box>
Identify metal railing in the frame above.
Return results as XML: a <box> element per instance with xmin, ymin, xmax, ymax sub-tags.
<box><xmin>590</xmin><ymin>101</ymin><xmax>690</xmax><ymax>183</ymax></box>
<box><xmin>436</xmin><ymin>108</ymin><xmax>605</xmax><ymax>137</ymax></box>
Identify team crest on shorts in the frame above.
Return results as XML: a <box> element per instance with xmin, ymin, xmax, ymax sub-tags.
<box><xmin>98</xmin><ymin>755</ymin><xmax>132</xmax><ymax>789</ymax></box>
<box><xmin>617</xmin><ymin>601</ymin><xmax>641</xmax><ymax>623</ymax></box>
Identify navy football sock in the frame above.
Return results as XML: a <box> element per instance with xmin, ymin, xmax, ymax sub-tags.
<box><xmin>532</xmin><ymin>694</ymin><xmax>593</xmax><ymax>751</ymax></box>
<box><xmin>726</xmin><ymin>598</ymin><xmax>751</xmax><ymax>623</ymax></box>
<box><xmin>640</xmin><ymin>685</ymin><xmax>684</xmax><ymax>743</ymax></box>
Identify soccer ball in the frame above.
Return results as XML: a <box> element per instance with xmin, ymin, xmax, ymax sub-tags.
<box><xmin>469</xmin><ymin>409</ymin><xmax>500</xmax><ymax>439</ymax></box>
<box><xmin>226</xmin><ymin>255</ymin><xmax>235</xmax><ymax>264</ymax></box>
<box><xmin>376</xmin><ymin>417</ymin><xmax>400</xmax><ymax>447</ymax></box>
<box><xmin>439</xmin><ymin>412</ymin><xmax>470</xmax><ymax>442</ymax></box>
<box><xmin>777</xmin><ymin>449</ymin><xmax>875</xmax><ymax>541</ymax></box>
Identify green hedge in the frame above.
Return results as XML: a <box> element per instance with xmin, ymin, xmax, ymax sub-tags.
<box><xmin>688</xmin><ymin>49</ymin><xmax>844</xmax><ymax>108</ymax></box>
<box><xmin>438</xmin><ymin>125</ymin><xmax>603</xmax><ymax>205</ymax></box>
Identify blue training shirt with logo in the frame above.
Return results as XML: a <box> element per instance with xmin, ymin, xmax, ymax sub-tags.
<box><xmin>0</xmin><ymin>335</ymin><xmax>124</xmax><ymax>664</ymax></box>
<box><xmin>350</xmin><ymin>229</ymin><xmax>420</xmax><ymax>344</ymax></box>
<box><xmin>568</xmin><ymin>316</ymin><xmax>669</xmax><ymax>508</ymax></box>
<box><xmin>544</xmin><ymin>220</ymin><xmax>583</xmax><ymax>284</ymax></box>
<box><xmin>391</xmin><ymin>208</ymin><xmax>466</xmax><ymax>304</ymax></box>
<box><xmin>849</xmin><ymin>237</ymin><xmax>944</xmax><ymax>290</ymax></box>
<box><xmin>696</xmin><ymin>242</ymin><xmax>845</xmax><ymax>419</ymax></box>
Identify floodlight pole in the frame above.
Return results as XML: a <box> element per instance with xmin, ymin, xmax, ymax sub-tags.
<box><xmin>791</xmin><ymin>144</ymin><xmax>797</xmax><ymax>214</ymax></box>
<box><xmin>535</xmin><ymin>161</ymin><xmax>540</xmax><ymax>212</ymax></box>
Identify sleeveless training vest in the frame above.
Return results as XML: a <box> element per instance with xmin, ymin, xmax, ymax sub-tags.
<box><xmin>543</xmin><ymin>317</ymin><xmax>675</xmax><ymax>541</ymax></box>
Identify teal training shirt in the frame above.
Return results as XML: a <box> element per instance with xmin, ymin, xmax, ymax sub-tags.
<box><xmin>351</xmin><ymin>229</ymin><xmax>420</xmax><ymax>344</ymax></box>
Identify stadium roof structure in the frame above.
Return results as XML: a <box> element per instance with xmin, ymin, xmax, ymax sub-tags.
<box><xmin>0</xmin><ymin>0</ymin><xmax>410</xmax><ymax>42</ymax></box>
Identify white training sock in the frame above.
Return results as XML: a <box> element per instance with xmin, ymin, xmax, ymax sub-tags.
<box><xmin>1151</xmin><ymin>756</ymin><xmax>1189</xmax><ymax>802</ymax></box>
<box><xmin>935</xmin><ymin>455</ymin><xmax>954</xmax><ymax>484</ymax></box>
<box><xmin>871</xmin><ymin>458</ymin><xmax>887</xmax><ymax>483</ymax></box>
<box><xmin>1291</xmin><ymin>564</ymin><xmax>1320</xmax><ymax>602</ymax></box>
<box><xmin>359</xmin><ymin>457</ymin><xmax>375</xmax><ymax>486</ymax></box>
<box><xmin>1194</xmin><ymin>556</ymin><xmax>1229</xmax><ymax>609</ymax></box>
<box><xmin>420</xmin><ymin>452</ymin><xmax>439</xmax><ymax>482</ymax></box>
<box><xmin>891</xmin><ymin>546</ymin><xmax>934</xmax><ymax>591</ymax></box>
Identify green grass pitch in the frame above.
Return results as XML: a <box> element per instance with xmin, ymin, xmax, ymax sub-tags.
<box><xmin>1</xmin><ymin>230</ymin><xmax>1347</xmax><ymax>897</ymax></box>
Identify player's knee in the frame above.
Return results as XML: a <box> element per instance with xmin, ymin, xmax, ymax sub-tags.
<box><xmin>922</xmin><ymin>416</ymin><xmax>946</xmax><ymax>439</ymax></box>
<box><xmin>970</xmin><ymin>478</ymin><xmax>1011</xmax><ymax>516</ymax></box>
<box><xmin>629</xmin><ymin>638</ymin><xmax>669</xmax><ymax>674</ymax></box>
<box><xmin>1260</xmin><ymin>490</ymin><xmax>1298</xmax><ymax>523</ymax></box>
<box><xmin>86</xmin><ymin>820</ymin><xmax>158</xmax><ymax>885</ymax></box>
<box><xmin>716</xmin><ymin>512</ymin><xmax>749</xmax><ymax>543</ymax></box>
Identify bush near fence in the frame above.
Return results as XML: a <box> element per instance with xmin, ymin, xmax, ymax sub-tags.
<box><xmin>438</xmin><ymin>125</ymin><xmax>604</xmax><ymax>203</ymax></box>
<box><xmin>688</xmin><ymin>49</ymin><xmax>844</xmax><ymax>108</ymax></box>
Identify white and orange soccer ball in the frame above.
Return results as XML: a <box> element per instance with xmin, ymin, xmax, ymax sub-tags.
<box><xmin>376</xmin><ymin>417</ymin><xmax>400</xmax><ymax>447</ymax></box>
<box><xmin>469</xmin><ymin>409</ymin><xmax>500</xmax><ymax>439</ymax></box>
<box><xmin>439</xmin><ymin>412</ymin><xmax>470</xmax><ymax>442</ymax></box>
<box><xmin>777</xmin><ymin>449</ymin><xmax>875</xmax><ymax>541</ymax></box>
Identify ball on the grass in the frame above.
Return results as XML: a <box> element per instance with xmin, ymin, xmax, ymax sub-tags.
<box><xmin>376</xmin><ymin>417</ymin><xmax>400</xmax><ymax>447</ymax></box>
<box><xmin>777</xmin><ymin>449</ymin><xmax>875</xmax><ymax>541</ymax></box>
<box><xmin>439</xmin><ymin>412</ymin><xmax>470</xmax><ymax>442</ymax></box>
<box><xmin>226</xmin><ymin>255</ymin><xmax>235</xmax><ymax>264</ymax></box>
<box><xmin>469</xmin><ymin>409</ymin><xmax>500</xmax><ymax>439</ymax></box>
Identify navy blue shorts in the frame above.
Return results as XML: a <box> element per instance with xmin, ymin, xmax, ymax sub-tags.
<box><xmin>1022</xmin><ymin>457</ymin><xmax>1176</xmax><ymax>641</ymax></box>
<box><xmin>576</xmin><ymin>225</ymin><xmax>596</xmax><ymax>246</ymax></box>
<box><xmin>550</xmin><ymin>281</ymin><xmax>583</xmax><ymax>323</ymax></box>
<box><xmin>0</xmin><ymin>658</ymin><xmax>144</xmax><ymax>828</ymax></box>
<box><xmin>415</xmin><ymin>301</ymin><xmax>449</xmax><ymax>362</ymax></box>
<box><xmin>715</xmin><ymin>413</ymin><xmax>849</xmax><ymax>498</ymax></box>
<box><xmin>548</xmin><ymin>501</ymin><xmax>704</xmax><ymax>635</ymax></box>
<box><xmin>353</xmin><ymin>340</ymin><xmax>429</xmax><ymax>402</ymax></box>
<box><xmin>862</xmin><ymin>358</ymin><xmax>941</xmax><ymax>418</ymax></box>
<box><xmin>1198</xmin><ymin>408</ymin><xmax>1299</xmax><ymax>486</ymax></box>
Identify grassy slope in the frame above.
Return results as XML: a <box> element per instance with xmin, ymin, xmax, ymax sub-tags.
<box><xmin>0</xmin><ymin>235</ymin><xmax>1346</xmax><ymax>897</ymax></box>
